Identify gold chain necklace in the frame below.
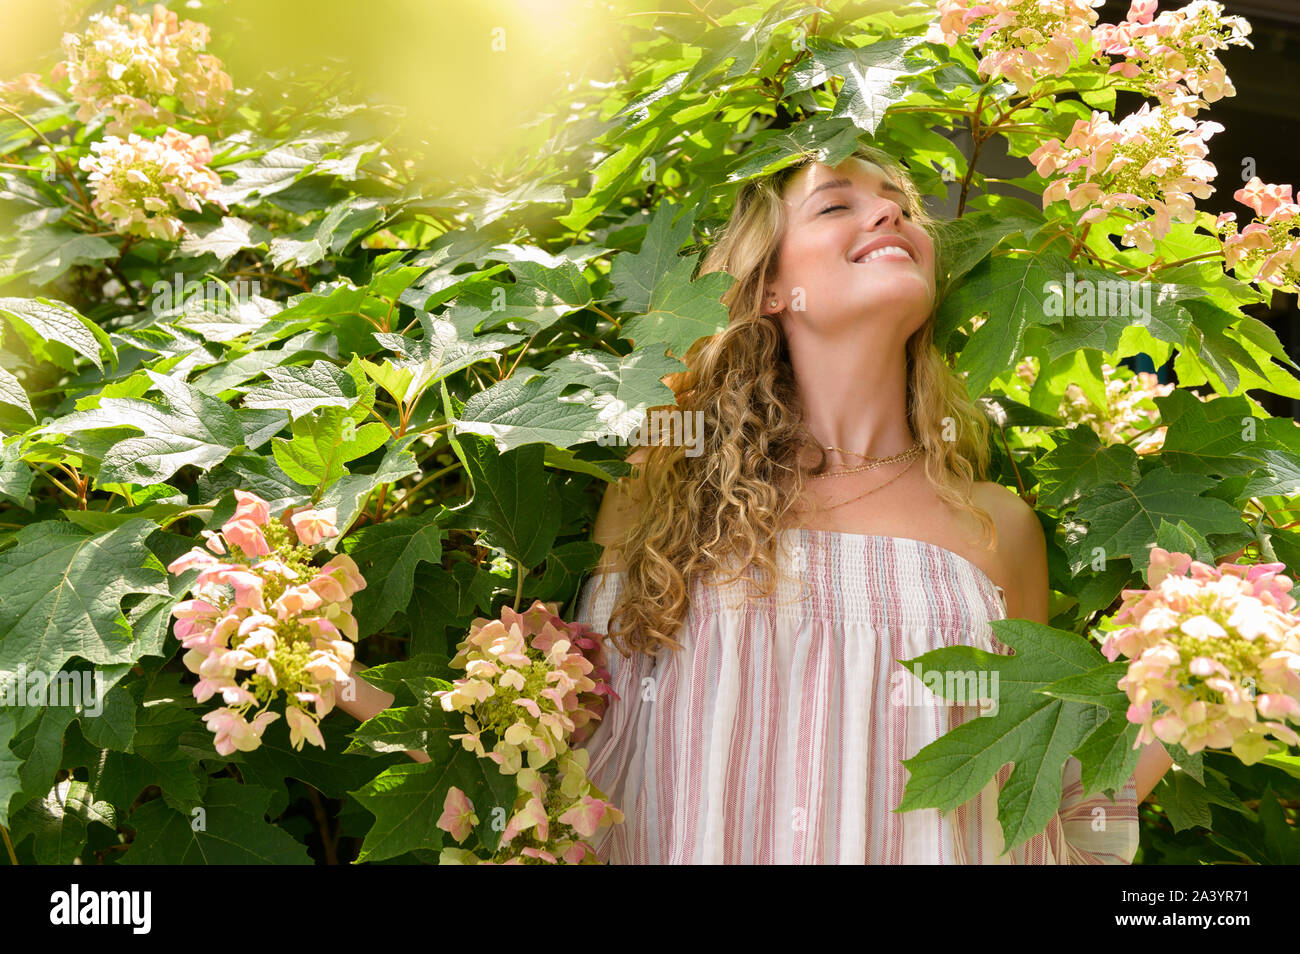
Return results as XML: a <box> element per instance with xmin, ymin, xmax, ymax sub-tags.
<box><xmin>823</xmin><ymin>443</ymin><xmax>889</xmax><ymax>459</ymax></box>
<box><xmin>798</xmin><ymin>452</ymin><xmax>919</xmax><ymax>513</ymax></box>
<box><xmin>809</xmin><ymin>441</ymin><xmax>921</xmax><ymax>480</ymax></box>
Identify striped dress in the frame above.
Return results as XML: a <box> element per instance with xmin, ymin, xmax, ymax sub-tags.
<box><xmin>571</xmin><ymin>526</ymin><xmax>1140</xmax><ymax>864</ymax></box>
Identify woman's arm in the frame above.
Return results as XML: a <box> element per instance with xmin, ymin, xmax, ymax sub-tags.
<box><xmin>337</xmin><ymin>663</ymin><xmax>430</xmax><ymax>764</ymax></box>
<box><xmin>1132</xmin><ymin>741</ymin><xmax>1175</xmax><ymax>803</ymax></box>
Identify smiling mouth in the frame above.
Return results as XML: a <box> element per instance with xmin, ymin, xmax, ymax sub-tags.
<box><xmin>852</xmin><ymin>245</ymin><xmax>915</xmax><ymax>264</ymax></box>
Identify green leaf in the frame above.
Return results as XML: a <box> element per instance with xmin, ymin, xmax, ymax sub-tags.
<box><xmin>346</xmin><ymin>678</ymin><xmax>457</xmax><ymax>758</ymax></box>
<box><xmin>248</xmin><ymin>278</ymin><xmax>370</xmax><ymax>348</ymax></box>
<box><xmin>1034</xmin><ymin>427</ymin><xmax>1141</xmax><ymax>509</ymax></box>
<box><xmin>978</xmin><ymin>391</ymin><xmax>1062</xmax><ymax>429</ymax></box>
<box><xmin>1154</xmin><ymin>389</ymin><xmax>1266</xmax><ymax>476</ymax></box>
<box><xmin>370</xmin><ymin>309</ymin><xmax>522</xmax><ymax>400</ymax></box>
<box><xmin>271</xmin><ymin>406</ymin><xmax>389</xmax><ymax>488</ymax></box>
<box><xmin>934</xmin><ymin>211</ymin><xmax>1040</xmax><ymax>295</ymax></box>
<box><xmin>1036</xmin><ymin>660</ymin><xmax>1142</xmax><ymax>795</ymax></box>
<box><xmin>1068</xmin><ymin>469</ymin><xmax>1246</xmax><ymax>572</ymax></box>
<box><xmin>8</xmin><ymin>779</ymin><xmax>115</xmax><ymax>864</ymax></box>
<box><xmin>80</xmin><ymin>684</ymin><xmax>137</xmax><ymax>752</ymax></box>
<box><xmin>523</xmin><ymin>540</ymin><xmax>604</xmax><ymax>603</ymax></box>
<box><xmin>0</xmin><ymin>518</ymin><xmax>169</xmax><ymax>678</ymax></box>
<box><xmin>896</xmin><ymin>619</ymin><xmax>1114</xmax><ymax>854</ymax></box>
<box><xmin>196</xmin><ymin>451</ymin><xmax>313</xmax><ymax>512</ymax></box>
<box><xmin>0</xmin><ymin>228</ymin><xmax>116</xmax><ymax>287</ymax></box>
<box><xmin>938</xmin><ymin>251</ymin><xmax>1071</xmax><ymax>397</ymax></box>
<box><xmin>723</xmin><ymin>114</ymin><xmax>866</xmax><ymax>184</ymax></box>
<box><xmin>120</xmin><ymin>778</ymin><xmax>313</xmax><ymax>864</ymax></box>
<box><xmin>405</xmin><ymin>562</ymin><xmax>496</xmax><ymax>656</ymax></box>
<box><xmin>169</xmin><ymin>292</ymin><xmax>281</xmax><ymax>343</ymax></box>
<box><xmin>1153</xmin><ymin>518</ymin><xmax>1215</xmax><ymax>566</ymax></box>
<box><xmin>268</xmin><ymin>196</ymin><xmax>385</xmax><ymax>268</ymax></box>
<box><xmin>341</xmin><ymin>510</ymin><xmax>446</xmax><ymax>636</ymax></box>
<box><xmin>1163</xmin><ymin>741</ymin><xmax>1204</xmax><ymax>784</ymax></box>
<box><xmin>441</xmin><ymin>434</ymin><xmax>560</xmax><ymax>568</ymax></box>
<box><xmin>790</xmin><ymin>36</ymin><xmax>930</xmax><ymax>135</ymax></box>
<box><xmin>242</xmin><ymin>359</ymin><xmax>361</xmax><ymax>420</ymax></box>
<box><xmin>0</xmin><ymin>439</ymin><xmax>33</xmax><ymax>504</ymax></box>
<box><xmin>41</xmin><ymin>369</ymin><xmax>244</xmax><ymax>487</ymax></box>
<box><xmin>0</xmin><ymin>365</ymin><xmax>34</xmax><ymax>419</ymax></box>
<box><xmin>455</xmin><ymin>347</ymin><xmax>682</xmax><ymax>452</ymax></box>
<box><xmin>1036</xmin><ymin>270</ymin><xmax>1193</xmax><ymax>360</ymax></box>
<box><xmin>684</xmin><ymin>3</ymin><xmax>819</xmax><ymax>83</ymax></box>
<box><xmin>1215</xmin><ymin>787</ymin><xmax>1300</xmax><ymax>864</ymax></box>
<box><xmin>1153</xmin><ymin>767</ymin><xmax>1245</xmax><ymax>832</ymax></box>
<box><xmin>210</xmin><ymin>138</ymin><xmax>338</xmax><ymax>206</ymax></box>
<box><xmin>348</xmin><ymin>676</ymin><xmax>519</xmax><ymax>862</ymax></box>
<box><xmin>236</xmin><ymin>714</ymin><xmax>406</xmax><ymax>801</ymax></box>
<box><xmin>176</xmin><ymin>215</ymin><xmax>272</xmax><ymax>263</ymax></box>
<box><xmin>352</xmin><ymin>655</ymin><xmax>456</xmax><ymax>706</ymax></box>
<box><xmin>315</xmin><ymin>434</ymin><xmax>422</xmax><ymax>547</ymax></box>
<box><xmin>0</xmin><ymin>296</ymin><xmax>114</xmax><ymax>371</ymax></box>
<box><xmin>611</xmin><ymin>202</ymin><xmax>732</xmax><ymax>359</ymax></box>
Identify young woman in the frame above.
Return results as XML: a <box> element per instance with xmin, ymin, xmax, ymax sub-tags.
<box><xmin>570</xmin><ymin>145</ymin><xmax>1174</xmax><ymax>864</ymax></box>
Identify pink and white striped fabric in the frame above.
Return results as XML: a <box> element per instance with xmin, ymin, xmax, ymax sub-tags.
<box><xmin>572</xmin><ymin>526</ymin><xmax>1140</xmax><ymax>864</ymax></box>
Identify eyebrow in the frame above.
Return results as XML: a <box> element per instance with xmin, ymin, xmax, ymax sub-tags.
<box><xmin>801</xmin><ymin>175</ymin><xmax>907</xmax><ymax>209</ymax></box>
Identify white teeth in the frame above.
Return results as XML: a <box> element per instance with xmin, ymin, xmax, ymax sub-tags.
<box><xmin>855</xmin><ymin>245</ymin><xmax>911</xmax><ymax>263</ymax></box>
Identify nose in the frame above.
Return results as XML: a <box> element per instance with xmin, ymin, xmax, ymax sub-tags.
<box><xmin>863</xmin><ymin>194</ymin><xmax>905</xmax><ymax>230</ymax></box>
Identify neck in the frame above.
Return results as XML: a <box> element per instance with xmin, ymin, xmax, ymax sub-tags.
<box><xmin>783</xmin><ymin>321</ymin><xmax>915</xmax><ymax>466</ymax></box>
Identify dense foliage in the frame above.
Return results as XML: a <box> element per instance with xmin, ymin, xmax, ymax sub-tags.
<box><xmin>1</xmin><ymin>0</ymin><xmax>1298</xmax><ymax>864</ymax></box>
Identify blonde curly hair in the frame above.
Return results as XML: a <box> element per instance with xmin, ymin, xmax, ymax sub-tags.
<box><xmin>595</xmin><ymin>144</ymin><xmax>995</xmax><ymax>658</ymax></box>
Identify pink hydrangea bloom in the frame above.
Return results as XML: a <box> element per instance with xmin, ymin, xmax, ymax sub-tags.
<box><xmin>432</xmin><ymin>600</ymin><xmax>625</xmax><ymax>863</ymax></box>
<box><xmin>289</xmin><ymin>506</ymin><xmax>339</xmax><ymax>546</ymax></box>
<box><xmin>78</xmin><ymin>128</ymin><xmax>223</xmax><ymax>240</ymax></box>
<box><xmin>1101</xmin><ymin>547</ymin><xmax>1300</xmax><ymax>764</ymax></box>
<box><xmin>167</xmin><ymin>487</ymin><xmax>365</xmax><ymax>757</ymax></box>
<box><xmin>55</xmin><ymin>2</ymin><xmax>231</xmax><ymax>136</ymax></box>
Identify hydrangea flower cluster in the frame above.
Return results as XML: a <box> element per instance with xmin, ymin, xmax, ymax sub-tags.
<box><xmin>432</xmin><ymin>600</ymin><xmax>624</xmax><ymax>864</ymax></box>
<box><xmin>1094</xmin><ymin>0</ymin><xmax>1252</xmax><ymax>113</ymax></box>
<box><xmin>78</xmin><ymin>128</ymin><xmax>223</xmax><ymax>240</ymax></box>
<box><xmin>928</xmin><ymin>0</ymin><xmax>1105</xmax><ymax>95</ymax></box>
<box><xmin>1065</xmin><ymin>362</ymin><xmax>1174</xmax><ymax>452</ymax></box>
<box><xmin>1100</xmin><ymin>547</ymin><xmax>1300</xmax><ymax>765</ymax></box>
<box><xmin>1215</xmin><ymin>177</ymin><xmax>1300</xmax><ymax>291</ymax></box>
<box><xmin>1029</xmin><ymin>102</ymin><xmax>1223</xmax><ymax>254</ymax></box>
<box><xmin>1014</xmin><ymin>357</ymin><xmax>1178</xmax><ymax>454</ymax></box>
<box><xmin>166</xmin><ymin>490</ymin><xmax>365</xmax><ymax>756</ymax></box>
<box><xmin>0</xmin><ymin>72</ymin><xmax>47</xmax><ymax>111</ymax></box>
<box><xmin>51</xmin><ymin>2</ymin><xmax>231</xmax><ymax>135</ymax></box>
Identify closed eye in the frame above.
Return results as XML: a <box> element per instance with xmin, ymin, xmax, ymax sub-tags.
<box><xmin>820</xmin><ymin>203</ymin><xmax>915</xmax><ymax>219</ymax></box>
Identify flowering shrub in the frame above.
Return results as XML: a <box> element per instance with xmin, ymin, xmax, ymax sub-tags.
<box><xmin>78</xmin><ymin>127</ymin><xmax>223</xmax><ymax>240</ymax></box>
<box><xmin>1101</xmin><ymin>547</ymin><xmax>1300</xmax><ymax>765</ymax></box>
<box><xmin>166</xmin><ymin>490</ymin><xmax>365</xmax><ymax>755</ymax></box>
<box><xmin>1016</xmin><ymin>357</ymin><xmax>1177</xmax><ymax>453</ymax></box>
<box><xmin>0</xmin><ymin>72</ymin><xmax>48</xmax><ymax>111</ymax></box>
<box><xmin>3</xmin><ymin>0</ymin><xmax>1300</xmax><ymax>867</ymax></box>
<box><xmin>52</xmin><ymin>2</ymin><xmax>231</xmax><ymax>135</ymax></box>
<box><xmin>1216</xmin><ymin>177</ymin><xmax>1300</xmax><ymax>289</ymax></box>
<box><xmin>431</xmin><ymin>601</ymin><xmax>623</xmax><ymax>864</ymax></box>
<box><xmin>929</xmin><ymin>0</ymin><xmax>1104</xmax><ymax>95</ymax></box>
<box><xmin>1094</xmin><ymin>0</ymin><xmax>1252</xmax><ymax>108</ymax></box>
<box><xmin>1029</xmin><ymin>103</ymin><xmax>1223</xmax><ymax>254</ymax></box>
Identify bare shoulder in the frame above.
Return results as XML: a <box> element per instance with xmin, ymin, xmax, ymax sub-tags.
<box><xmin>590</xmin><ymin>446</ymin><xmax>649</xmax><ymax>574</ymax></box>
<box><xmin>970</xmin><ymin>481</ymin><xmax>1048</xmax><ymax>621</ymax></box>
<box><xmin>971</xmin><ymin>481</ymin><xmax>1043</xmax><ymax>548</ymax></box>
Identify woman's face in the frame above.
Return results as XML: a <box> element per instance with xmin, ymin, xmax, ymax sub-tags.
<box><xmin>765</xmin><ymin>157</ymin><xmax>936</xmax><ymax>338</ymax></box>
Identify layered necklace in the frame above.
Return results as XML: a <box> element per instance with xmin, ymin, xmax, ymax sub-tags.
<box><xmin>798</xmin><ymin>439</ymin><xmax>923</xmax><ymax>511</ymax></box>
